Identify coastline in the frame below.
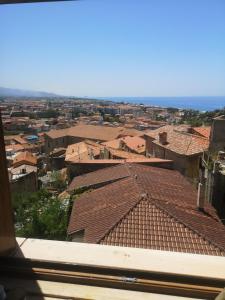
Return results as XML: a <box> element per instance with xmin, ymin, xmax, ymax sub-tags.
<box><xmin>96</xmin><ymin>96</ymin><xmax>225</xmax><ymax>111</ymax></box>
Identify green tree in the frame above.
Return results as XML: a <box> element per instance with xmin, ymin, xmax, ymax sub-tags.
<box><xmin>50</xmin><ymin>170</ymin><xmax>67</xmax><ymax>192</ymax></box>
<box><xmin>37</xmin><ymin>109</ymin><xmax>60</xmax><ymax>118</ymax></box>
<box><xmin>12</xmin><ymin>189</ymin><xmax>69</xmax><ymax>240</ymax></box>
<box><xmin>167</xmin><ymin>107</ymin><xmax>179</xmax><ymax>113</ymax></box>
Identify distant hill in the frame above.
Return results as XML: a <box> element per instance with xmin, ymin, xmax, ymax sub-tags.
<box><xmin>0</xmin><ymin>87</ymin><xmax>62</xmax><ymax>98</ymax></box>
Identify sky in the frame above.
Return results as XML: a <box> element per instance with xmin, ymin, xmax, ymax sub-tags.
<box><xmin>0</xmin><ymin>0</ymin><xmax>225</xmax><ymax>97</ymax></box>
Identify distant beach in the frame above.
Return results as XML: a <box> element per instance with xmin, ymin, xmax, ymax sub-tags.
<box><xmin>99</xmin><ymin>96</ymin><xmax>225</xmax><ymax>111</ymax></box>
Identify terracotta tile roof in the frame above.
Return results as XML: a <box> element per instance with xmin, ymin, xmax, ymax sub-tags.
<box><xmin>67</xmin><ymin>162</ymin><xmax>172</xmax><ymax>192</ymax></box>
<box><xmin>67</xmin><ymin>158</ymin><xmax>171</xmax><ymax>168</ymax></box>
<box><xmin>68</xmin><ymin>164</ymin><xmax>130</xmax><ymax>191</ymax></box>
<box><xmin>68</xmin><ymin>164</ymin><xmax>225</xmax><ymax>256</ymax></box>
<box><xmin>13</xmin><ymin>136</ymin><xmax>27</xmax><ymax>145</ymax></box>
<box><xmin>6</xmin><ymin>144</ymin><xmax>25</xmax><ymax>153</ymax></box>
<box><xmin>125</xmin><ymin>158</ymin><xmax>172</xmax><ymax>163</ymax></box>
<box><xmin>46</xmin><ymin>125</ymin><xmax>141</xmax><ymax>141</ymax></box>
<box><xmin>4</xmin><ymin>135</ymin><xmax>27</xmax><ymax>144</ymax></box>
<box><xmin>101</xmin><ymin>139</ymin><xmax>121</xmax><ymax>149</ymax></box>
<box><xmin>101</xmin><ymin>199</ymin><xmax>223</xmax><ymax>255</ymax></box>
<box><xmin>121</xmin><ymin>136</ymin><xmax>145</xmax><ymax>153</ymax></box>
<box><xmin>145</xmin><ymin>125</ymin><xmax>209</xmax><ymax>156</ymax></box>
<box><xmin>13</xmin><ymin>151</ymin><xmax>37</xmax><ymax>168</ymax></box>
<box><xmin>193</xmin><ymin>127</ymin><xmax>211</xmax><ymax>139</ymax></box>
<box><xmin>65</xmin><ymin>141</ymin><xmax>102</xmax><ymax>162</ymax></box>
<box><xmin>65</xmin><ymin>140</ymin><xmax>151</xmax><ymax>163</ymax></box>
<box><xmin>144</xmin><ymin>125</ymin><xmax>189</xmax><ymax>138</ymax></box>
<box><xmin>102</xmin><ymin>136</ymin><xmax>146</xmax><ymax>154</ymax></box>
<box><xmin>68</xmin><ymin>177</ymin><xmax>141</xmax><ymax>243</ymax></box>
<box><xmin>71</xmin><ymin>159</ymin><xmax>124</xmax><ymax>164</ymax></box>
<box><xmin>109</xmin><ymin>148</ymin><xmax>146</xmax><ymax>159</ymax></box>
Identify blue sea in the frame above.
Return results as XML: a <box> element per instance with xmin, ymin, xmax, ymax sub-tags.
<box><xmin>99</xmin><ymin>96</ymin><xmax>225</xmax><ymax>111</ymax></box>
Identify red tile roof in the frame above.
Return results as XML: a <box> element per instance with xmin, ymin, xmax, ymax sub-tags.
<box><xmin>68</xmin><ymin>164</ymin><xmax>225</xmax><ymax>256</ymax></box>
<box><xmin>109</xmin><ymin>148</ymin><xmax>146</xmax><ymax>159</ymax></box>
<box><xmin>13</xmin><ymin>151</ymin><xmax>37</xmax><ymax>168</ymax></box>
<box><xmin>68</xmin><ymin>164</ymin><xmax>130</xmax><ymax>191</ymax></box>
<box><xmin>65</xmin><ymin>141</ymin><xmax>102</xmax><ymax>162</ymax></box>
<box><xmin>145</xmin><ymin>125</ymin><xmax>209</xmax><ymax>156</ymax></box>
<box><xmin>193</xmin><ymin>127</ymin><xmax>211</xmax><ymax>139</ymax></box>
<box><xmin>102</xmin><ymin>139</ymin><xmax>121</xmax><ymax>149</ymax></box>
<box><xmin>4</xmin><ymin>134</ymin><xmax>27</xmax><ymax>144</ymax></box>
<box><xmin>122</xmin><ymin>136</ymin><xmax>145</xmax><ymax>153</ymax></box>
<box><xmin>46</xmin><ymin>125</ymin><xmax>141</xmax><ymax>141</ymax></box>
<box><xmin>102</xmin><ymin>136</ymin><xmax>146</xmax><ymax>154</ymax></box>
<box><xmin>6</xmin><ymin>144</ymin><xmax>25</xmax><ymax>153</ymax></box>
<box><xmin>65</xmin><ymin>140</ymin><xmax>158</xmax><ymax>163</ymax></box>
<box><xmin>101</xmin><ymin>199</ymin><xmax>223</xmax><ymax>255</ymax></box>
<box><xmin>67</xmin><ymin>161</ymin><xmax>172</xmax><ymax>192</ymax></box>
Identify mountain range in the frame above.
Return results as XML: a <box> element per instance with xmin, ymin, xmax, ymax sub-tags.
<box><xmin>0</xmin><ymin>87</ymin><xmax>62</xmax><ymax>98</ymax></box>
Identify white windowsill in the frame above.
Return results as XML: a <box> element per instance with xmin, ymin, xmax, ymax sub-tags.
<box><xmin>15</xmin><ymin>237</ymin><xmax>225</xmax><ymax>280</ymax></box>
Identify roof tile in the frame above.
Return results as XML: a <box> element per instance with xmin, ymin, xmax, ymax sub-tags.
<box><xmin>68</xmin><ymin>164</ymin><xmax>225</xmax><ymax>256</ymax></box>
<box><xmin>145</xmin><ymin>125</ymin><xmax>209</xmax><ymax>155</ymax></box>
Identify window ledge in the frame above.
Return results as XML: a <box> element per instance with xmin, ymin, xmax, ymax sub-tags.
<box><xmin>14</xmin><ymin>237</ymin><xmax>225</xmax><ymax>280</ymax></box>
<box><xmin>0</xmin><ymin>237</ymin><xmax>224</xmax><ymax>299</ymax></box>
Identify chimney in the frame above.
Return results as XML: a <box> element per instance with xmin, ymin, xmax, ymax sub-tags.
<box><xmin>159</xmin><ymin>132</ymin><xmax>168</xmax><ymax>145</ymax></box>
<box><xmin>197</xmin><ymin>182</ymin><xmax>205</xmax><ymax>211</ymax></box>
<box><xmin>187</xmin><ymin>127</ymin><xmax>193</xmax><ymax>134</ymax></box>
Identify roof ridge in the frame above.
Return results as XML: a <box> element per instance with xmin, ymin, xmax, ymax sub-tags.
<box><xmin>71</xmin><ymin>163</ymin><xmax>127</xmax><ymax>180</ymax></box>
<box><xmin>99</xmin><ymin>197</ymin><xmax>224</xmax><ymax>254</ymax></box>
<box><xmin>179</xmin><ymin>130</ymin><xmax>209</xmax><ymax>140</ymax></box>
<box><xmin>148</xmin><ymin>196</ymin><xmax>225</xmax><ymax>254</ymax></box>
<box><xmin>67</xmin><ymin>177</ymin><xmax>137</xmax><ymax>236</ymax></box>
<box><xmin>97</xmin><ymin>179</ymin><xmax>147</xmax><ymax>244</ymax></box>
<box><xmin>84</xmin><ymin>176</ymin><xmax>133</xmax><ymax>194</ymax></box>
<box><xmin>67</xmin><ymin>175</ymin><xmax>130</xmax><ymax>192</ymax></box>
<box><xmin>185</xmin><ymin>134</ymin><xmax>193</xmax><ymax>155</ymax></box>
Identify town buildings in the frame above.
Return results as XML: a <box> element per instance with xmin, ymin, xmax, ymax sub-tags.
<box><xmin>44</xmin><ymin>124</ymin><xmax>141</xmax><ymax>153</ymax></box>
<box><xmin>2</xmin><ymin>96</ymin><xmax>225</xmax><ymax>256</ymax></box>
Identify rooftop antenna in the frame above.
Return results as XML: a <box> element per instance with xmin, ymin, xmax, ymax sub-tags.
<box><xmin>197</xmin><ymin>182</ymin><xmax>205</xmax><ymax>212</ymax></box>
